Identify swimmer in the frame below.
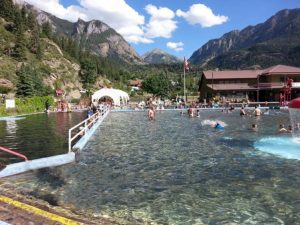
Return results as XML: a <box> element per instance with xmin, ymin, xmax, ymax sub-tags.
<box><xmin>215</xmin><ymin>122</ymin><xmax>224</xmax><ymax>129</ymax></box>
<box><xmin>287</xmin><ymin>125</ymin><xmax>293</xmax><ymax>133</ymax></box>
<box><xmin>240</xmin><ymin>107</ymin><xmax>246</xmax><ymax>116</ymax></box>
<box><xmin>278</xmin><ymin>124</ymin><xmax>287</xmax><ymax>133</ymax></box>
<box><xmin>251</xmin><ymin>124</ymin><xmax>258</xmax><ymax>132</ymax></box>
<box><xmin>148</xmin><ymin>107</ymin><xmax>155</xmax><ymax>121</ymax></box>
<box><xmin>196</xmin><ymin>109</ymin><xmax>200</xmax><ymax>118</ymax></box>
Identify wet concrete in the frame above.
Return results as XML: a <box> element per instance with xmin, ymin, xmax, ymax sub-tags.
<box><xmin>0</xmin><ymin>184</ymin><xmax>123</xmax><ymax>225</ymax></box>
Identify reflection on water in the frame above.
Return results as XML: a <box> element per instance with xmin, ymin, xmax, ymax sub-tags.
<box><xmin>5</xmin><ymin>120</ymin><xmax>17</xmax><ymax>136</ymax></box>
<box><xmin>0</xmin><ymin>112</ymin><xmax>85</xmax><ymax>163</ymax></box>
<box><xmin>3</xmin><ymin>110</ymin><xmax>300</xmax><ymax>224</ymax></box>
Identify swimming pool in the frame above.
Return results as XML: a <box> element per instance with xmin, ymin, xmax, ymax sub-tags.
<box><xmin>3</xmin><ymin>110</ymin><xmax>300</xmax><ymax>224</ymax></box>
<box><xmin>0</xmin><ymin>112</ymin><xmax>85</xmax><ymax>164</ymax></box>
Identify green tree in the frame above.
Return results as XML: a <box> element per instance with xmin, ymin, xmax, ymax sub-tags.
<box><xmin>16</xmin><ymin>64</ymin><xmax>50</xmax><ymax>97</ymax></box>
<box><xmin>142</xmin><ymin>73</ymin><xmax>172</xmax><ymax>97</ymax></box>
<box><xmin>80</xmin><ymin>58</ymin><xmax>97</xmax><ymax>95</ymax></box>
<box><xmin>27</xmin><ymin>11</ymin><xmax>37</xmax><ymax>30</ymax></box>
<box><xmin>42</xmin><ymin>22</ymin><xmax>52</xmax><ymax>38</ymax></box>
<box><xmin>0</xmin><ymin>0</ymin><xmax>15</xmax><ymax>21</ymax></box>
<box><xmin>16</xmin><ymin>64</ymin><xmax>35</xmax><ymax>97</ymax></box>
<box><xmin>14</xmin><ymin>30</ymin><xmax>27</xmax><ymax>60</ymax></box>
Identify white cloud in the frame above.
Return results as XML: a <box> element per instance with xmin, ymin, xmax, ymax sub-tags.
<box><xmin>25</xmin><ymin>0</ymin><xmax>153</xmax><ymax>44</ymax></box>
<box><xmin>144</xmin><ymin>4</ymin><xmax>177</xmax><ymax>39</ymax></box>
<box><xmin>25</xmin><ymin>0</ymin><xmax>88</xmax><ymax>22</ymax></box>
<box><xmin>176</xmin><ymin>4</ymin><xmax>228</xmax><ymax>28</ymax></box>
<box><xmin>167</xmin><ymin>42</ymin><xmax>184</xmax><ymax>51</ymax></box>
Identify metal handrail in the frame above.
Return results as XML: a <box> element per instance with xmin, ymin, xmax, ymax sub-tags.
<box><xmin>0</xmin><ymin>146</ymin><xmax>28</xmax><ymax>161</ymax></box>
<box><xmin>68</xmin><ymin>106</ymin><xmax>109</xmax><ymax>152</ymax></box>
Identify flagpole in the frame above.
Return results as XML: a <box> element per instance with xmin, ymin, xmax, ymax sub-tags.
<box><xmin>184</xmin><ymin>64</ymin><xmax>186</xmax><ymax>103</ymax></box>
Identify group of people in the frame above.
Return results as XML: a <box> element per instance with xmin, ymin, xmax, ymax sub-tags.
<box><xmin>239</xmin><ymin>105</ymin><xmax>264</xmax><ymax>117</ymax></box>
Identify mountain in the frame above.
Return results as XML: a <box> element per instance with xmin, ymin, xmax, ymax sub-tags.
<box><xmin>18</xmin><ymin>1</ymin><xmax>142</xmax><ymax>64</ymax></box>
<box><xmin>189</xmin><ymin>8</ymin><xmax>300</xmax><ymax>69</ymax></box>
<box><xmin>142</xmin><ymin>48</ymin><xmax>182</xmax><ymax>64</ymax></box>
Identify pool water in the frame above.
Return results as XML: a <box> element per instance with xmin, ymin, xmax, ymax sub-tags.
<box><xmin>2</xmin><ymin>110</ymin><xmax>300</xmax><ymax>224</ymax></box>
<box><xmin>0</xmin><ymin>112</ymin><xmax>85</xmax><ymax>163</ymax></box>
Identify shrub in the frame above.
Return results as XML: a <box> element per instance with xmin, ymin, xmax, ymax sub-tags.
<box><xmin>0</xmin><ymin>96</ymin><xmax>54</xmax><ymax>116</ymax></box>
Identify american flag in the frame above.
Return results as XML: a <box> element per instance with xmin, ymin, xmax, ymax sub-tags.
<box><xmin>184</xmin><ymin>57</ymin><xmax>189</xmax><ymax>71</ymax></box>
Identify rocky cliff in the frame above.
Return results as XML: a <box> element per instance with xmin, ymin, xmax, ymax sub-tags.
<box><xmin>189</xmin><ymin>8</ymin><xmax>300</xmax><ymax>68</ymax></box>
<box><xmin>19</xmin><ymin>1</ymin><xmax>143</xmax><ymax>64</ymax></box>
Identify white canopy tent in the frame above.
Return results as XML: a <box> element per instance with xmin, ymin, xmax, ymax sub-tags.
<box><xmin>92</xmin><ymin>88</ymin><xmax>129</xmax><ymax>106</ymax></box>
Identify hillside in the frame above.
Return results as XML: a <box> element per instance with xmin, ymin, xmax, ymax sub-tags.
<box><xmin>142</xmin><ymin>48</ymin><xmax>182</xmax><ymax>64</ymax></box>
<box><xmin>0</xmin><ymin>17</ymin><xmax>82</xmax><ymax>99</ymax></box>
<box><xmin>189</xmin><ymin>8</ymin><xmax>300</xmax><ymax>69</ymax></box>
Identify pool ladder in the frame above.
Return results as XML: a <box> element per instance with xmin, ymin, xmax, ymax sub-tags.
<box><xmin>0</xmin><ymin>146</ymin><xmax>28</xmax><ymax>163</ymax></box>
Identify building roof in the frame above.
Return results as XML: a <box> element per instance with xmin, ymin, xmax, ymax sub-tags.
<box><xmin>203</xmin><ymin>70</ymin><xmax>261</xmax><ymax>80</ymax></box>
<box><xmin>261</xmin><ymin>64</ymin><xmax>300</xmax><ymax>75</ymax></box>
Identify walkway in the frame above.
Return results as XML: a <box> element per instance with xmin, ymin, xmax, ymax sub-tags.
<box><xmin>0</xmin><ymin>186</ymin><xmax>121</xmax><ymax>225</ymax></box>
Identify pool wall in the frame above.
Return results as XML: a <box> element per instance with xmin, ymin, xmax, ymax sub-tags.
<box><xmin>0</xmin><ymin>153</ymin><xmax>75</xmax><ymax>178</ymax></box>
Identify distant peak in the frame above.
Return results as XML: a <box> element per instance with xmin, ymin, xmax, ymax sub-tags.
<box><xmin>152</xmin><ymin>48</ymin><xmax>163</xmax><ymax>52</ymax></box>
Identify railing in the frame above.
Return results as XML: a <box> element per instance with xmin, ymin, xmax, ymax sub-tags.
<box><xmin>68</xmin><ymin>106</ymin><xmax>109</xmax><ymax>153</ymax></box>
<box><xmin>0</xmin><ymin>146</ymin><xmax>28</xmax><ymax>161</ymax></box>
<box><xmin>253</xmin><ymin>82</ymin><xmax>284</xmax><ymax>88</ymax></box>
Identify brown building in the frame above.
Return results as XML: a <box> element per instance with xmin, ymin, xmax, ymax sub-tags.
<box><xmin>199</xmin><ymin>65</ymin><xmax>300</xmax><ymax>102</ymax></box>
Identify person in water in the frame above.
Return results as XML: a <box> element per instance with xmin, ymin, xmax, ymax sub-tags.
<box><xmin>148</xmin><ymin>107</ymin><xmax>155</xmax><ymax>121</ymax></box>
<box><xmin>253</xmin><ymin>105</ymin><xmax>261</xmax><ymax>116</ymax></box>
<box><xmin>278</xmin><ymin>124</ymin><xmax>287</xmax><ymax>133</ymax></box>
<box><xmin>196</xmin><ymin>109</ymin><xmax>200</xmax><ymax>118</ymax></box>
<box><xmin>251</xmin><ymin>124</ymin><xmax>258</xmax><ymax>131</ymax></box>
<box><xmin>215</xmin><ymin>122</ymin><xmax>224</xmax><ymax>129</ymax></box>
<box><xmin>240</xmin><ymin>107</ymin><xmax>246</xmax><ymax>116</ymax></box>
<box><xmin>188</xmin><ymin>107</ymin><xmax>194</xmax><ymax>117</ymax></box>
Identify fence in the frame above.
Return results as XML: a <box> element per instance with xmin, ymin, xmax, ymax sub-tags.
<box><xmin>68</xmin><ymin>106</ymin><xmax>109</xmax><ymax>153</ymax></box>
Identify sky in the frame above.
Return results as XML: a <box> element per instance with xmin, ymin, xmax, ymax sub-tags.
<box><xmin>24</xmin><ymin>0</ymin><xmax>300</xmax><ymax>59</ymax></box>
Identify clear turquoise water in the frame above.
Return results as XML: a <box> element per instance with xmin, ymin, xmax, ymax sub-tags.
<box><xmin>3</xmin><ymin>110</ymin><xmax>300</xmax><ymax>224</ymax></box>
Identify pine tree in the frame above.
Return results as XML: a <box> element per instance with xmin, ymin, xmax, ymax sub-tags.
<box><xmin>13</xmin><ymin>9</ymin><xmax>24</xmax><ymax>33</ymax></box>
<box><xmin>14</xmin><ymin>29</ymin><xmax>27</xmax><ymax>60</ymax></box>
<box><xmin>27</xmin><ymin>11</ymin><xmax>37</xmax><ymax>31</ymax></box>
<box><xmin>0</xmin><ymin>0</ymin><xmax>15</xmax><ymax>21</ymax></box>
<box><xmin>42</xmin><ymin>22</ymin><xmax>52</xmax><ymax>39</ymax></box>
<box><xmin>80</xmin><ymin>58</ymin><xmax>97</xmax><ymax>95</ymax></box>
<box><xmin>36</xmin><ymin>42</ymin><xmax>43</xmax><ymax>60</ymax></box>
<box><xmin>16</xmin><ymin>64</ymin><xmax>35</xmax><ymax>97</ymax></box>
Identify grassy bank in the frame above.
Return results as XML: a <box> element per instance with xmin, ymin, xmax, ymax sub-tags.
<box><xmin>0</xmin><ymin>96</ymin><xmax>54</xmax><ymax>117</ymax></box>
